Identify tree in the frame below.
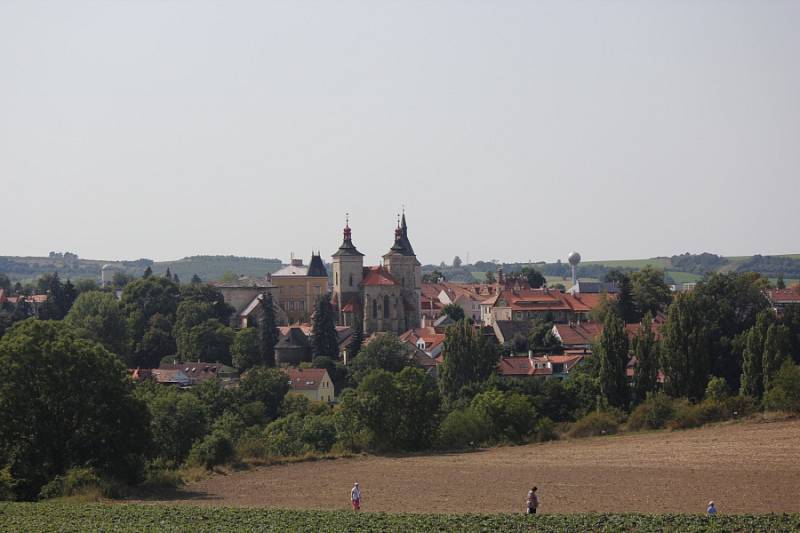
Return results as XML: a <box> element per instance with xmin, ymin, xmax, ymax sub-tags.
<box><xmin>121</xmin><ymin>276</ymin><xmax>180</xmax><ymax>351</ymax></box>
<box><xmin>173</xmin><ymin>300</ymin><xmax>217</xmax><ymax>360</ymax></box>
<box><xmin>0</xmin><ymin>273</ymin><xmax>10</xmax><ymax>292</ymax></box>
<box><xmin>442</xmin><ymin>303</ymin><xmax>465</xmax><ymax>322</ymax></box>
<box><xmin>615</xmin><ymin>274</ymin><xmax>639</xmax><ymax>323</ymax></box>
<box><xmin>528</xmin><ymin>319</ymin><xmax>560</xmax><ymax>352</ymax></box>
<box><xmin>453</xmin><ymin>256</ymin><xmax>462</xmax><ymax>268</ymax></box>
<box><xmin>484</xmin><ymin>271</ymin><xmax>496</xmax><ymax>284</ymax></box>
<box><xmin>137</xmin><ymin>385</ymin><xmax>207</xmax><ymax>465</ymax></box>
<box><xmin>231</xmin><ymin>327</ymin><xmax>263</xmax><ymax>371</ymax></box>
<box><xmin>776</xmin><ymin>274</ymin><xmax>786</xmax><ymax>290</ymax></box>
<box><xmin>522</xmin><ymin>267</ymin><xmax>545</xmax><ymax>289</ymax></box>
<box><xmin>311</xmin><ymin>294</ymin><xmax>339</xmax><ymax>358</ymax></box>
<box><xmin>763</xmin><ymin>324</ymin><xmax>792</xmax><ymax>393</ymax></box>
<box><xmin>65</xmin><ymin>291</ymin><xmax>129</xmax><ymax>358</ymax></box>
<box><xmin>38</xmin><ymin>272</ymin><xmax>76</xmax><ymax>320</ymax></box>
<box><xmin>630</xmin><ymin>266</ymin><xmax>672</xmax><ymax>317</ymax></box>
<box><xmin>346</xmin><ymin>316</ymin><xmax>364</xmax><ymax>362</ymax></box>
<box><xmin>190</xmin><ymin>274</ymin><xmax>202</xmax><ymax>284</ymax></box>
<box><xmin>143</xmin><ymin>266</ymin><xmax>153</xmax><ymax>278</ymax></box>
<box><xmin>258</xmin><ymin>293</ymin><xmax>280</xmax><ymax>367</ymax></box>
<box><xmin>393</xmin><ymin>367</ymin><xmax>442</xmax><ymax>450</ymax></box>
<box><xmin>73</xmin><ymin>278</ymin><xmax>99</xmax><ymax>294</ymax></box>
<box><xmin>422</xmin><ymin>270</ymin><xmax>445</xmax><ymax>283</ymax></box>
<box><xmin>0</xmin><ymin>320</ymin><xmax>150</xmax><ymax>499</ymax></box>
<box><xmin>438</xmin><ymin>319</ymin><xmax>499</xmax><ymax>401</ymax></box>
<box><xmin>136</xmin><ymin>314</ymin><xmax>176</xmax><ymax>368</ymax></box>
<box><xmin>660</xmin><ymin>292</ymin><xmax>712</xmax><ymax>400</ymax></box>
<box><xmin>470</xmin><ymin>389</ymin><xmax>536</xmax><ymax>442</ymax></box>
<box><xmin>112</xmin><ymin>271</ymin><xmax>134</xmax><ymax>288</ymax></box>
<box><xmin>172</xmin><ymin>273</ymin><xmax>180</xmax><ymax>284</ymax></box>
<box><xmin>183</xmin><ymin>319</ymin><xmax>234</xmax><ymax>364</ymax></box>
<box><xmin>763</xmin><ymin>360</ymin><xmax>800</xmax><ymax>413</ymax></box>
<box><xmin>180</xmin><ymin>284</ymin><xmax>234</xmax><ymax>324</ymax></box>
<box><xmin>234</xmin><ymin>367</ymin><xmax>290</xmax><ymax>423</ymax></box>
<box><xmin>349</xmin><ymin>333</ymin><xmax>413</xmax><ymax>383</ymax></box>
<box><xmin>631</xmin><ymin>313</ymin><xmax>659</xmax><ymax>404</ymax></box>
<box><xmin>740</xmin><ymin>310</ymin><xmax>773</xmax><ymax>398</ymax></box>
<box><xmin>596</xmin><ymin>309</ymin><xmax>629</xmax><ymax>409</ymax></box>
<box><xmin>165</xmin><ymin>268</ymin><xmax>172</xmax><ymax>279</ymax></box>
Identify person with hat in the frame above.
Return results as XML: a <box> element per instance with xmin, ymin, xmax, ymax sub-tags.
<box><xmin>707</xmin><ymin>501</ymin><xmax>717</xmax><ymax>516</ymax></box>
<box><xmin>350</xmin><ymin>482</ymin><xmax>362</xmax><ymax>511</ymax></box>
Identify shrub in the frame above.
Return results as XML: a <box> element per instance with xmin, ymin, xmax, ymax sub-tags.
<box><xmin>627</xmin><ymin>393</ymin><xmax>676</xmax><ymax>431</ymax></box>
<box><xmin>567</xmin><ymin>411</ymin><xmax>619</xmax><ymax>439</ymax></box>
<box><xmin>0</xmin><ymin>466</ymin><xmax>17</xmax><ymax>501</ymax></box>
<box><xmin>37</xmin><ymin>468</ymin><xmax>113</xmax><ymax>500</ymax></box>
<box><xmin>705</xmin><ymin>376</ymin><xmax>730</xmax><ymax>402</ymax></box>
<box><xmin>668</xmin><ymin>399</ymin><xmax>726</xmax><ymax>430</ymax></box>
<box><xmin>142</xmin><ymin>460</ymin><xmax>183</xmax><ymax>489</ymax></box>
<box><xmin>764</xmin><ymin>361</ymin><xmax>800</xmax><ymax>413</ymax></box>
<box><xmin>532</xmin><ymin>417</ymin><xmax>558</xmax><ymax>442</ymax></box>
<box><xmin>187</xmin><ymin>431</ymin><xmax>235</xmax><ymax>469</ymax></box>
<box><xmin>436</xmin><ymin>408</ymin><xmax>487</xmax><ymax>449</ymax></box>
<box><xmin>470</xmin><ymin>389</ymin><xmax>536</xmax><ymax>442</ymax></box>
<box><xmin>722</xmin><ymin>395</ymin><xmax>759</xmax><ymax>418</ymax></box>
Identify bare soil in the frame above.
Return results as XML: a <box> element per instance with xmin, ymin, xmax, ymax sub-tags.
<box><xmin>138</xmin><ymin>418</ymin><xmax>800</xmax><ymax>514</ymax></box>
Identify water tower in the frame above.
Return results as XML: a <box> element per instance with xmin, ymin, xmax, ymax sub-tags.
<box><xmin>101</xmin><ymin>264</ymin><xmax>117</xmax><ymax>288</ymax></box>
<box><xmin>568</xmin><ymin>252</ymin><xmax>581</xmax><ymax>288</ymax></box>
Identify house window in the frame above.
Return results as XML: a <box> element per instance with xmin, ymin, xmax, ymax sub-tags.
<box><xmin>372</xmin><ymin>299</ymin><xmax>378</xmax><ymax>319</ymax></box>
<box><xmin>383</xmin><ymin>296</ymin><xmax>390</xmax><ymax>318</ymax></box>
<box><xmin>335</xmin><ymin>272</ymin><xmax>339</xmax><ymax>287</ymax></box>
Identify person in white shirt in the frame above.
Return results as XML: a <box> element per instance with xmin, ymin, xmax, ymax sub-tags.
<box><xmin>351</xmin><ymin>482</ymin><xmax>361</xmax><ymax>511</ymax></box>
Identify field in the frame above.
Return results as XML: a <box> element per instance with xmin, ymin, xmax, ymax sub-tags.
<box><xmin>136</xmin><ymin>418</ymin><xmax>800</xmax><ymax>515</ymax></box>
<box><xmin>2</xmin><ymin>504</ymin><xmax>800</xmax><ymax>533</ymax></box>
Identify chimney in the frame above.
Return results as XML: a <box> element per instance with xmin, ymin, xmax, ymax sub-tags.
<box><xmin>421</xmin><ymin>314</ymin><xmax>428</xmax><ymax>328</ymax></box>
<box><xmin>528</xmin><ymin>350</ymin><xmax>534</xmax><ymax>369</ymax></box>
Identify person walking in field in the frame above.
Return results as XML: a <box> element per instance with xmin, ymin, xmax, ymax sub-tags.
<box><xmin>707</xmin><ymin>501</ymin><xmax>717</xmax><ymax>516</ymax></box>
<box><xmin>526</xmin><ymin>486</ymin><xmax>539</xmax><ymax>515</ymax></box>
<box><xmin>351</xmin><ymin>482</ymin><xmax>361</xmax><ymax>511</ymax></box>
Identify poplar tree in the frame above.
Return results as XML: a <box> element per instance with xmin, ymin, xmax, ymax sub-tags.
<box><xmin>660</xmin><ymin>292</ymin><xmax>712</xmax><ymax>400</ymax></box>
<box><xmin>632</xmin><ymin>312</ymin><xmax>659</xmax><ymax>404</ymax></box>
<box><xmin>438</xmin><ymin>319</ymin><xmax>499</xmax><ymax>401</ymax></box>
<box><xmin>311</xmin><ymin>293</ymin><xmax>339</xmax><ymax>358</ymax></box>
<box><xmin>597</xmin><ymin>308</ymin><xmax>630</xmax><ymax>409</ymax></box>
<box><xmin>258</xmin><ymin>292</ymin><xmax>280</xmax><ymax>367</ymax></box>
<box><xmin>763</xmin><ymin>324</ymin><xmax>792</xmax><ymax>393</ymax></box>
<box><xmin>740</xmin><ymin>310</ymin><xmax>772</xmax><ymax>398</ymax></box>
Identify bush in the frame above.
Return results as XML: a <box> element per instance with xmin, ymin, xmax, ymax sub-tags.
<box><xmin>705</xmin><ymin>376</ymin><xmax>729</xmax><ymax>402</ymax></box>
<box><xmin>0</xmin><ymin>466</ymin><xmax>17</xmax><ymax>501</ymax></box>
<box><xmin>567</xmin><ymin>411</ymin><xmax>619</xmax><ymax>439</ymax></box>
<box><xmin>142</xmin><ymin>460</ymin><xmax>183</xmax><ymax>489</ymax></box>
<box><xmin>436</xmin><ymin>408</ymin><xmax>487</xmax><ymax>449</ymax></box>
<box><xmin>187</xmin><ymin>431</ymin><xmax>235</xmax><ymax>469</ymax></box>
<box><xmin>37</xmin><ymin>468</ymin><xmax>113</xmax><ymax>500</ymax></box>
<box><xmin>532</xmin><ymin>417</ymin><xmax>558</xmax><ymax>442</ymax></box>
<box><xmin>627</xmin><ymin>393</ymin><xmax>676</xmax><ymax>431</ymax></box>
<box><xmin>722</xmin><ymin>395</ymin><xmax>759</xmax><ymax>418</ymax></box>
<box><xmin>764</xmin><ymin>361</ymin><xmax>800</xmax><ymax>413</ymax></box>
<box><xmin>668</xmin><ymin>399</ymin><xmax>726</xmax><ymax>430</ymax></box>
<box><xmin>470</xmin><ymin>389</ymin><xmax>537</xmax><ymax>442</ymax></box>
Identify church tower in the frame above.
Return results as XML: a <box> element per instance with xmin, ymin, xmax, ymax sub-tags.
<box><xmin>383</xmin><ymin>212</ymin><xmax>422</xmax><ymax>331</ymax></box>
<box><xmin>331</xmin><ymin>216</ymin><xmax>364</xmax><ymax>327</ymax></box>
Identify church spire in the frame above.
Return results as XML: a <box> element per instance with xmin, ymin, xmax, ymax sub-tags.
<box><xmin>333</xmin><ymin>213</ymin><xmax>364</xmax><ymax>257</ymax></box>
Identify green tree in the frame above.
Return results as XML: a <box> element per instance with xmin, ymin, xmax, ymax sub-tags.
<box><xmin>0</xmin><ymin>273</ymin><xmax>10</xmax><ymax>292</ymax></box>
<box><xmin>65</xmin><ymin>291</ymin><xmax>129</xmax><ymax>358</ymax></box>
<box><xmin>632</xmin><ymin>312</ymin><xmax>659</xmax><ymax>404</ymax></box>
<box><xmin>311</xmin><ymin>294</ymin><xmax>339</xmax><ymax>358</ymax></box>
<box><xmin>660</xmin><ymin>292</ymin><xmax>712</xmax><ymax>400</ymax></box>
<box><xmin>453</xmin><ymin>256</ymin><xmax>462</xmax><ymax>268</ymax></box>
<box><xmin>739</xmin><ymin>310</ymin><xmax>773</xmax><ymax>398</ymax></box>
<box><xmin>522</xmin><ymin>267</ymin><xmax>545</xmax><ymax>289</ymax></box>
<box><xmin>346</xmin><ymin>315</ymin><xmax>364</xmax><ymax>361</ymax></box>
<box><xmin>763</xmin><ymin>324</ymin><xmax>792</xmax><ymax>393</ymax></box>
<box><xmin>234</xmin><ymin>367</ymin><xmax>290</xmax><ymax>423</ymax></box>
<box><xmin>763</xmin><ymin>360</ymin><xmax>800</xmax><ymax>413</ymax></box>
<box><xmin>136</xmin><ymin>313</ymin><xmax>176</xmax><ymax>367</ymax></box>
<box><xmin>470</xmin><ymin>389</ymin><xmax>536</xmax><ymax>442</ymax></box>
<box><xmin>258</xmin><ymin>293</ymin><xmax>280</xmax><ymax>367</ymax></box>
<box><xmin>0</xmin><ymin>320</ymin><xmax>150</xmax><ymax>499</ymax></box>
<box><xmin>615</xmin><ymin>274</ymin><xmax>639</xmax><ymax>323</ymax></box>
<box><xmin>442</xmin><ymin>303</ymin><xmax>465</xmax><ymax>322</ymax></box>
<box><xmin>528</xmin><ymin>319</ymin><xmax>560</xmax><ymax>352</ymax></box>
<box><xmin>138</xmin><ymin>384</ymin><xmax>207</xmax><ymax>465</ymax></box>
<box><xmin>349</xmin><ymin>333</ymin><xmax>413</xmax><ymax>383</ymax></box>
<box><xmin>183</xmin><ymin>319</ymin><xmax>234</xmax><ymax>364</ymax></box>
<box><xmin>73</xmin><ymin>278</ymin><xmax>98</xmax><ymax>294</ymax></box>
<box><xmin>393</xmin><ymin>367</ymin><xmax>441</xmax><ymax>450</ymax></box>
<box><xmin>596</xmin><ymin>308</ymin><xmax>630</xmax><ymax>409</ymax></box>
<box><xmin>121</xmin><ymin>276</ymin><xmax>180</xmax><ymax>353</ymax></box>
<box><xmin>231</xmin><ymin>327</ymin><xmax>263</xmax><ymax>371</ymax></box>
<box><xmin>174</xmin><ymin>300</ymin><xmax>217</xmax><ymax>359</ymax></box>
<box><xmin>438</xmin><ymin>319</ymin><xmax>499</xmax><ymax>401</ymax></box>
<box><xmin>143</xmin><ymin>266</ymin><xmax>153</xmax><ymax>278</ymax></box>
<box><xmin>630</xmin><ymin>266</ymin><xmax>672</xmax><ymax>317</ymax></box>
<box><xmin>190</xmin><ymin>274</ymin><xmax>202</xmax><ymax>284</ymax></box>
<box><xmin>776</xmin><ymin>274</ymin><xmax>786</xmax><ymax>290</ymax></box>
<box><xmin>112</xmin><ymin>271</ymin><xmax>134</xmax><ymax>288</ymax></box>
<box><xmin>179</xmin><ymin>284</ymin><xmax>234</xmax><ymax>324</ymax></box>
<box><xmin>484</xmin><ymin>271</ymin><xmax>496</xmax><ymax>284</ymax></box>
<box><xmin>38</xmin><ymin>273</ymin><xmax>76</xmax><ymax>320</ymax></box>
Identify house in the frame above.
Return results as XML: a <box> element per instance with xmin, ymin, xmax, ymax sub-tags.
<box><xmin>398</xmin><ymin>321</ymin><xmax>447</xmax><ymax>358</ymax></box>
<box><xmin>491</xmin><ymin>320</ymin><xmax>536</xmax><ymax>346</ymax></box>
<box><xmin>270</xmin><ymin>254</ymin><xmax>330</xmax><ymax>323</ymax></box>
<box><xmin>214</xmin><ymin>277</ymin><xmax>284</xmax><ymax>327</ymax></box>
<box><xmin>275</xmin><ymin>326</ymin><xmax>313</xmax><ymax>366</ymax></box>
<box><xmin>480</xmin><ymin>287</ymin><xmax>603</xmax><ymax>326</ymax></box>
<box><xmin>767</xmin><ymin>287</ymin><xmax>800</xmax><ymax>313</ymax></box>
<box><xmin>286</xmin><ymin>368</ymin><xmax>335</xmax><ymax>403</ymax></box>
<box><xmin>2</xmin><ymin>291</ymin><xmax>49</xmax><ymax>318</ymax></box>
<box><xmin>567</xmin><ymin>281</ymin><xmax>619</xmax><ymax>295</ymax></box>
<box><xmin>497</xmin><ymin>353</ymin><xmax>584</xmax><ymax>380</ymax></box>
<box><xmin>552</xmin><ymin>314</ymin><xmax>665</xmax><ymax>352</ymax></box>
<box><xmin>159</xmin><ymin>362</ymin><xmax>239</xmax><ymax>385</ymax></box>
<box><xmin>275</xmin><ymin>324</ymin><xmax>354</xmax><ymax>362</ymax></box>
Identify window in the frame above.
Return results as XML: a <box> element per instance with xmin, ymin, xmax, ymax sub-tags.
<box><xmin>349</xmin><ymin>273</ymin><xmax>353</xmax><ymax>287</ymax></box>
<box><xmin>372</xmin><ymin>299</ymin><xmax>378</xmax><ymax>319</ymax></box>
<box><xmin>383</xmin><ymin>296</ymin><xmax>390</xmax><ymax>318</ymax></box>
<box><xmin>335</xmin><ymin>272</ymin><xmax>339</xmax><ymax>286</ymax></box>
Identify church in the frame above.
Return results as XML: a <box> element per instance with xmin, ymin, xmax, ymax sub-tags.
<box><xmin>331</xmin><ymin>213</ymin><xmax>422</xmax><ymax>335</ymax></box>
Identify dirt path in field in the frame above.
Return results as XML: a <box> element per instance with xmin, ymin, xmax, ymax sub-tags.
<box><xmin>136</xmin><ymin>418</ymin><xmax>800</xmax><ymax>514</ymax></box>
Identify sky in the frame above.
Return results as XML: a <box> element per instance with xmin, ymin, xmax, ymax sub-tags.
<box><xmin>1</xmin><ymin>1</ymin><xmax>798</xmax><ymax>266</ymax></box>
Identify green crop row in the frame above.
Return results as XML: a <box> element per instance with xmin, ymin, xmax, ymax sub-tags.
<box><xmin>1</xmin><ymin>504</ymin><xmax>799</xmax><ymax>533</ymax></box>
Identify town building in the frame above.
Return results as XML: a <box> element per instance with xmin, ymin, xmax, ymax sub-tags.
<box><xmin>286</xmin><ymin>368</ymin><xmax>335</xmax><ymax>403</ymax></box>
<box><xmin>331</xmin><ymin>214</ymin><xmax>422</xmax><ymax>335</ymax></box>
<box><xmin>270</xmin><ymin>254</ymin><xmax>329</xmax><ymax>323</ymax></box>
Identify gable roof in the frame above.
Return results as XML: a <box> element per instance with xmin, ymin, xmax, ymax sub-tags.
<box><xmin>307</xmin><ymin>254</ymin><xmax>328</xmax><ymax>277</ymax></box>
<box><xmin>286</xmin><ymin>368</ymin><xmax>329</xmax><ymax>391</ymax></box>
<box><xmin>276</xmin><ymin>326</ymin><xmax>311</xmax><ymax>349</ymax></box>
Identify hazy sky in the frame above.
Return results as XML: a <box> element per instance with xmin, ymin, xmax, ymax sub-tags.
<box><xmin>1</xmin><ymin>1</ymin><xmax>798</xmax><ymax>266</ymax></box>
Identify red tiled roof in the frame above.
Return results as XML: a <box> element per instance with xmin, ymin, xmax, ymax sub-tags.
<box><xmin>553</xmin><ymin>323</ymin><xmax>602</xmax><ymax>346</ymax></box>
<box><xmin>399</xmin><ymin>326</ymin><xmax>446</xmax><ymax>353</ymax></box>
<box><xmin>362</xmin><ymin>266</ymin><xmax>399</xmax><ymax>286</ymax></box>
<box><xmin>497</xmin><ymin>354</ymin><xmax>584</xmax><ymax>377</ymax></box>
<box><xmin>768</xmin><ymin>288</ymin><xmax>800</xmax><ymax>304</ymax></box>
<box><xmin>285</xmin><ymin>368</ymin><xmax>328</xmax><ymax>391</ymax></box>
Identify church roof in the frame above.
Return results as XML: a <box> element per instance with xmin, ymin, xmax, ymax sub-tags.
<box><xmin>362</xmin><ymin>266</ymin><xmax>399</xmax><ymax>286</ymax></box>
<box><xmin>332</xmin><ymin>222</ymin><xmax>365</xmax><ymax>258</ymax></box>
<box><xmin>307</xmin><ymin>253</ymin><xmax>328</xmax><ymax>277</ymax></box>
